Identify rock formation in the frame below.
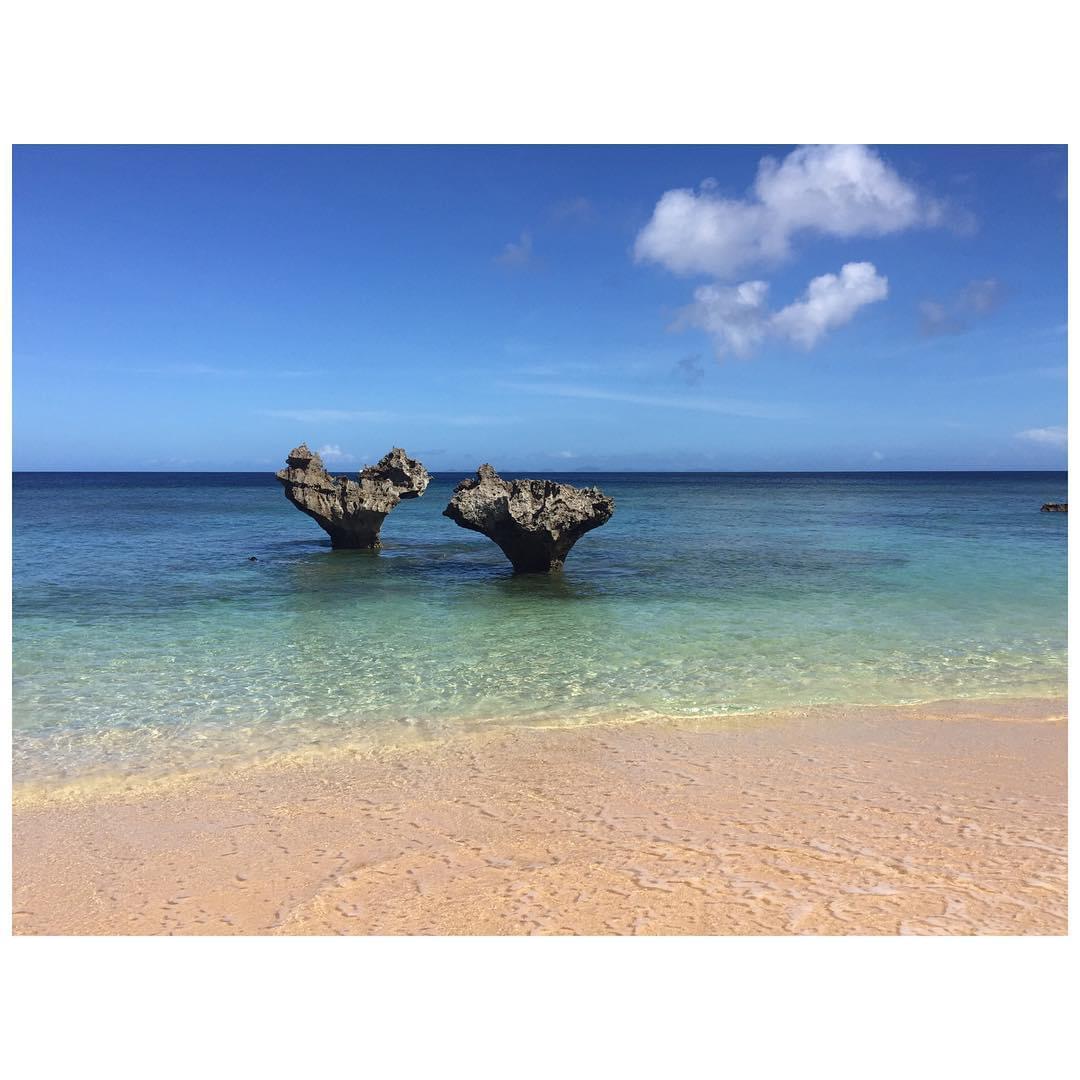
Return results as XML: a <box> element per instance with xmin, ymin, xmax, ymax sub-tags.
<box><xmin>1041</xmin><ymin>503</ymin><xmax>1067</xmax><ymax>512</ymax></box>
<box><xmin>276</xmin><ymin>444</ymin><xmax>431</xmax><ymax>549</ymax></box>
<box><xmin>443</xmin><ymin>464</ymin><xmax>614</xmax><ymax>573</ymax></box>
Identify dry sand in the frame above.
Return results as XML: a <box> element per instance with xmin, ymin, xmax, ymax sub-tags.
<box><xmin>12</xmin><ymin>698</ymin><xmax>1066</xmax><ymax>935</ymax></box>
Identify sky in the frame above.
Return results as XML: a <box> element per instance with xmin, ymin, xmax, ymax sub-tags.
<box><xmin>12</xmin><ymin>144</ymin><xmax>1068</xmax><ymax>471</ymax></box>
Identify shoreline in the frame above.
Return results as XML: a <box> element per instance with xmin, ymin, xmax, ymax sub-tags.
<box><xmin>13</xmin><ymin>695</ymin><xmax>1067</xmax><ymax>935</ymax></box>
<box><xmin>12</xmin><ymin>689</ymin><xmax>1068</xmax><ymax>806</ymax></box>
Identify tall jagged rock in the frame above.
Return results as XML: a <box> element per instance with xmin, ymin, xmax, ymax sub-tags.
<box><xmin>443</xmin><ymin>464</ymin><xmax>614</xmax><ymax>573</ymax></box>
<box><xmin>276</xmin><ymin>444</ymin><xmax>431</xmax><ymax>549</ymax></box>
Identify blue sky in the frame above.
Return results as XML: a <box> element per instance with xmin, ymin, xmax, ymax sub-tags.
<box><xmin>13</xmin><ymin>144</ymin><xmax>1067</xmax><ymax>471</ymax></box>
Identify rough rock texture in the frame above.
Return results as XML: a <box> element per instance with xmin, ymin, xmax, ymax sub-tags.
<box><xmin>1041</xmin><ymin>503</ymin><xmax>1067</xmax><ymax>512</ymax></box>
<box><xmin>365</xmin><ymin>447</ymin><xmax>431</xmax><ymax>500</ymax></box>
<box><xmin>276</xmin><ymin>444</ymin><xmax>430</xmax><ymax>549</ymax></box>
<box><xmin>443</xmin><ymin>464</ymin><xmax>614</xmax><ymax>573</ymax></box>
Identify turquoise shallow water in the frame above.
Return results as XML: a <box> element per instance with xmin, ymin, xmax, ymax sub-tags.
<box><xmin>12</xmin><ymin>471</ymin><xmax>1067</xmax><ymax>786</ymax></box>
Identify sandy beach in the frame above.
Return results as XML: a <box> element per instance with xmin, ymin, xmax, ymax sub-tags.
<box><xmin>12</xmin><ymin>697</ymin><xmax>1066</xmax><ymax>935</ymax></box>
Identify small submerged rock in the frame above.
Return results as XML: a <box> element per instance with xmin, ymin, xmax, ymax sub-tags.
<box><xmin>1041</xmin><ymin>503</ymin><xmax>1067</xmax><ymax>512</ymax></box>
<box><xmin>276</xmin><ymin>444</ymin><xmax>431</xmax><ymax>549</ymax></box>
<box><xmin>443</xmin><ymin>463</ymin><xmax>614</xmax><ymax>573</ymax></box>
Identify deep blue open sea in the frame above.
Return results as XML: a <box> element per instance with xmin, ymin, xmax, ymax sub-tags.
<box><xmin>12</xmin><ymin>471</ymin><xmax>1068</xmax><ymax>788</ymax></box>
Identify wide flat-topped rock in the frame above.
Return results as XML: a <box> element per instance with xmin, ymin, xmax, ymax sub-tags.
<box><xmin>276</xmin><ymin>444</ymin><xmax>430</xmax><ymax>549</ymax></box>
<box><xmin>443</xmin><ymin>464</ymin><xmax>614</xmax><ymax>573</ymax></box>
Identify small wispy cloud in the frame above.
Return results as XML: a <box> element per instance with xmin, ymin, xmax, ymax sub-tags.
<box><xmin>494</xmin><ymin>230</ymin><xmax>534</xmax><ymax>268</ymax></box>
<box><xmin>917</xmin><ymin>300</ymin><xmax>960</xmax><ymax>337</ymax></box>
<box><xmin>674</xmin><ymin>354</ymin><xmax>706</xmax><ymax>385</ymax></box>
<box><xmin>1028</xmin><ymin>146</ymin><xmax>1067</xmax><ymax>202</ymax></box>
<box><xmin>960</xmin><ymin>278</ymin><xmax>1004</xmax><ymax>314</ymax></box>
<box><xmin>317</xmin><ymin>444</ymin><xmax>354</xmax><ymax>462</ymax></box>
<box><xmin>1016</xmin><ymin>426</ymin><xmax>1067</xmax><ymax>448</ymax></box>
<box><xmin>919</xmin><ymin>277</ymin><xmax>1005</xmax><ymax>337</ymax></box>
<box><xmin>551</xmin><ymin>196</ymin><xmax>593</xmax><ymax>224</ymax></box>
<box><xmin>497</xmin><ymin>381</ymin><xmax>804</xmax><ymax>420</ymax></box>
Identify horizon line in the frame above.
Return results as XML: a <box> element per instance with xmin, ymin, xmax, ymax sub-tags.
<box><xmin>11</xmin><ymin>467</ymin><xmax>1069</xmax><ymax>475</ymax></box>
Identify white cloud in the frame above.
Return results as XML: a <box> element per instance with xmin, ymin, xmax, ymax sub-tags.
<box><xmin>635</xmin><ymin>145</ymin><xmax>944</xmax><ymax>279</ymax></box>
<box><xmin>679</xmin><ymin>280</ymin><xmax>771</xmax><ymax>356</ymax></box>
<box><xmin>495</xmin><ymin>230</ymin><xmax>533</xmax><ymax>268</ymax></box>
<box><xmin>1017</xmin><ymin>426</ymin><xmax>1067</xmax><ymax>448</ymax></box>
<box><xmin>770</xmin><ymin>262</ymin><xmax>889</xmax><ymax>348</ymax></box>
<box><xmin>317</xmin><ymin>444</ymin><xmax>354</xmax><ymax>462</ymax></box>
<box><xmin>680</xmin><ymin>262</ymin><xmax>888</xmax><ymax>356</ymax></box>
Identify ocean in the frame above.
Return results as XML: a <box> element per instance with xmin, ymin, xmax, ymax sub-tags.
<box><xmin>12</xmin><ymin>471</ymin><xmax>1068</xmax><ymax>788</ymax></box>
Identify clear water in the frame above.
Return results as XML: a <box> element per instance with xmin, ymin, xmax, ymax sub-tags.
<box><xmin>12</xmin><ymin>471</ymin><xmax>1068</xmax><ymax>787</ymax></box>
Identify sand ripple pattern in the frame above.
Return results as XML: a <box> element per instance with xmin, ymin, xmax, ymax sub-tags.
<box><xmin>12</xmin><ymin>701</ymin><xmax>1066</xmax><ymax>936</ymax></box>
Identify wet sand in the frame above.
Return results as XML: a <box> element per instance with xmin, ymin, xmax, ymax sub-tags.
<box><xmin>12</xmin><ymin>698</ymin><xmax>1066</xmax><ymax>935</ymax></box>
